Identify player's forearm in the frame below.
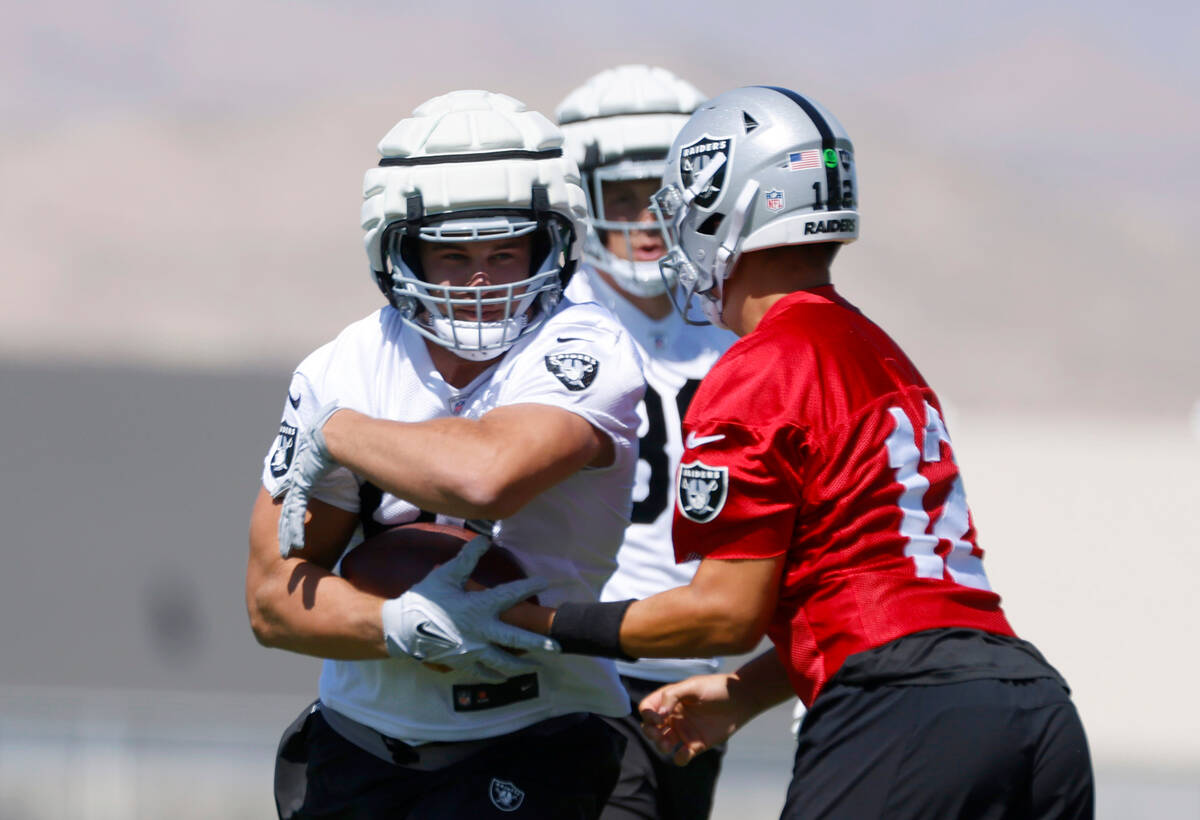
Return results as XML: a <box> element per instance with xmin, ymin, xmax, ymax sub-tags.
<box><xmin>509</xmin><ymin>556</ymin><xmax>782</xmax><ymax>661</ymax></box>
<box><xmin>619</xmin><ymin>583</ymin><xmax>766</xmax><ymax>657</ymax></box>
<box><xmin>727</xmin><ymin>649</ymin><xmax>796</xmax><ymax>718</ymax></box>
<box><xmin>503</xmin><ymin>584</ymin><xmax>766</xmax><ymax>660</ymax></box>
<box><xmin>321</xmin><ymin>407</ymin><xmax>598</xmax><ymax>519</ymax></box>
<box><xmin>322</xmin><ymin>410</ymin><xmax>510</xmax><ymax>518</ymax></box>
<box><xmin>247</xmin><ymin>560</ymin><xmax>390</xmax><ymax>660</ymax></box>
<box><xmin>638</xmin><ymin>650</ymin><xmax>794</xmax><ymax>754</ymax></box>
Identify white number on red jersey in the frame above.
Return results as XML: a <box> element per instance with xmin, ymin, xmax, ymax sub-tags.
<box><xmin>884</xmin><ymin>402</ymin><xmax>991</xmax><ymax>590</ymax></box>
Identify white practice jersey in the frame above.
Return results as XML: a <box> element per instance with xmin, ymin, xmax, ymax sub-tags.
<box><xmin>566</xmin><ymin>267</ymin><xmax>736</xmax><ymax>681</ymax></box>
<box><xmin>261</xmin><ymin>298</ymin><xmax>645</xmax><ymax>743</ymax></box>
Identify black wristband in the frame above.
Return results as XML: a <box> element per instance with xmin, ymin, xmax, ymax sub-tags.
<box><xmin>550</xmin><ymin>600</ymin><xmax>636</xmax><ymax>661</ymax></box>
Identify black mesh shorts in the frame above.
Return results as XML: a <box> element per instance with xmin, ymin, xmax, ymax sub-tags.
<box><xmin>782</xmin><ymin>677</ymin><xmax>1094</xmax><ymax>819</ymax></box>
<box><xmin>274</xmin><ymin>701</ymin><xmax>626</xmax><ymax>819</ymax></box>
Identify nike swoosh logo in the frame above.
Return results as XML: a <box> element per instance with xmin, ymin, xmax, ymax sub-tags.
<box><xmin>415</xmin><ymin>621</ymin><xmax>457</xmax><ymax>649</ymax></box>
<box><xmin>288</xmin><ymin>391</ymin><xmax>301</xmax><ymax>409</ymax></box>
<box><xmin>685</xmin><ymin>431</ymin><xmax>726</xmax><ymax>448</ymax></box>
<box><xmin>556</xmin><ymin>336</ymin><xmax>585</xmax><ymax>343</ymax></box>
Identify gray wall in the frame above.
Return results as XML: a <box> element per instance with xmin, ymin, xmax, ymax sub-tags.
<box><xmin>0</xmin><ymin>363</ymin><xmax>316</xmax><ymax>696</ymax></box>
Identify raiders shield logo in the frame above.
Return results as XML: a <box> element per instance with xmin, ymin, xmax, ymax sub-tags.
<box><xmin>679</xmin><ymin>134</ymin><xmax>732</xmax><ymax>210</ymax></box>
<box><xmin>677</xmin><ymin>460</ymin><xmax>729</xmax><ymax>523</ymax></box>
<box><xmin>269</xmin><ymin>421</ymin><xmax>298</xmax><ymax>478</ymax></box>
<box><xmin>489</xmin><ymin>778</ymin><xmax>525</xmax><ymax>812</ymax></box>
<box><xmin>545</xmin><ymin>353</ymin><xmax>599</xmax><ymax>391</ymax></box>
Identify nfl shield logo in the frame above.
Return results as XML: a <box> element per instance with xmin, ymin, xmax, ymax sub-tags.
<box><xmin>489</xmin><ymin>778</ymin><xmax>525</xmax><ymax>812</ymax></box>
<box><xmin>677</xmin><ymin>460</ymin><xmax>729</xmax><ymax>523</ymax></box>
<box><xmin>765</xmin><ymin>189</ymin><xmax>784</xmax><ymax>212</ymax></box>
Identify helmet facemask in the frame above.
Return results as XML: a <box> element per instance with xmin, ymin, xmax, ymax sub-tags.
<box><xmin>653</xmin><ymin>152</ymin><xmax>758</xmax><ymax>329</ymax></box>
<box><xmin>381</xmin><ymin>207</ymin><xmax>575</xmax><ymax>362</ymax></box>
<box><xmin>581</xmin><ymin>157</ymin><xmax>674</xmax><ymax>297</ymax></box>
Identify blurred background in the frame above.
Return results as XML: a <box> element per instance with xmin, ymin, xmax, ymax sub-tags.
<box><xmin>2</xmin><ymin>0</ymin><xmax>1197</xmax><ymax>817</ymax></box>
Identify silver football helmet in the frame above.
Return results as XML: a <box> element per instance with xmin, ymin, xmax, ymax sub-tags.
<box><xmin>653</xmin><ymin>86</ymin><xmax>859</xmax><ymax>327</ymax></box>
<box><xmin>362</xmin><ymin>90</ymin><xmax>589</xmax><ymax>361</ymax></box>
<box><xmin>556</xmin><ymin>66</ymin><xmax>705</xmax><ymax>297</ymax></box>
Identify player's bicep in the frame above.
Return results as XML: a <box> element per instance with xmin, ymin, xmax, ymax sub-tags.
<box><xmin>247</xmin><ymin>486</ymin><xmax>358</xmax><ymax>579</ymax></box>
<box><xmin>690</xmin><ymin>553</ymin><xmax>785</xmax><ymax>633</ymax></box>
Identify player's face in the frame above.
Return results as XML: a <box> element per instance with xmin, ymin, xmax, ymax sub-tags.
<box><xmin>600</xmin><ymin>178</ymin><xmax>666</xmax><ymax>262</ymax></box>
<box><xmin>419</xmin><ymin>235</ymin><xmax>535</xmax><ymax>320</ymax></box>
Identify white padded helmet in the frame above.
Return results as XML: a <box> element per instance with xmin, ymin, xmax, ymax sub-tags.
<box><xmin>653</xmin><ymin>85</ymin><xmax>859</xmax><ymax>327</ymax></box>
<box><xmin>556</xmin><ymin>66</ymin><xmax>704</xmax><ymax>297</ymax></box>
<box><xmin>362</xmin><ymin>90</ymin><xmax>589</xmax><ymax>361</ymax></box>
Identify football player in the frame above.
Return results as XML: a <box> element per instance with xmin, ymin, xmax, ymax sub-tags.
<box><xmin>246</xmin><ymin>90</ymin><xmax>645</xmax><ymax>819</ymax></box>
<box><xmin>503</xmin><ymin>86</ymin><xmax>1096</xmax><ymax>818</ymax></box>
<box><xmin>555</xmin><ymin>65</ymin><xmax>736</xmax><ymax>820</ymax></box>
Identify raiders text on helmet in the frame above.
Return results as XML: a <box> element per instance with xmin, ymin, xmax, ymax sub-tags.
<box><xmin>362</xmin><ymin>90</ymin><xmax>589</xmax><ymax>361</ymax></box>
<box><xmin>653</xmin><ymin>86</ymin><xmax>859</xmax><ymax>327</ymax></box>
<box><xmin>556</xmin><ymin>66</ymin><xmax>705</xmax><ymax>297</ymax></box>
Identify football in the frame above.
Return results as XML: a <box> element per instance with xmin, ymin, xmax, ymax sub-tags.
<box><xmin>340</xmin><ymin>522</ymin><xmax>537</xmax><ymax>603</ymax></box>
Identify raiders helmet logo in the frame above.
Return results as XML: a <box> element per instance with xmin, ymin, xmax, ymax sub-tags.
<box><xmin>269</xmin><ymin>421</ymin><xmax>298</xmax><ymax>478</ymax></box>
<box><xmin>545</xmin><ymin>353</ymin><xmax>599</xmax><ymax>391</ymax></box>
<box><xmin>679</xmin><ymin>134</ymin><xmax>732</xmax><ymax>210</ymax></box>
<box><xmin>489</xmin><ymin>778</ymin><xmax>525</xmax><ymax>812</ymax></box>
<box><xmin>677</xmin><ymin>460</ymin><xmax>729</xmax><ymax>523</ymax></box>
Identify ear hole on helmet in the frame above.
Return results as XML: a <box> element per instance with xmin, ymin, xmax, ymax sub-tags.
<box><xmin>696</xmin><ymin>213</ymin><xmax>724</xmax><ymax>236</ymax></box>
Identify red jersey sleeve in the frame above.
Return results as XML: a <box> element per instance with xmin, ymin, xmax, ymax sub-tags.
<box><xmin>672</xmin><ymin>419</ymin><xmax>803</xmax><ymax>563</ymax></box>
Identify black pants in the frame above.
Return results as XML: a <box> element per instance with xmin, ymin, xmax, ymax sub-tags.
<box><xmin>275</xmin><ymin>702</ymin><xmax>626</xmax><ymax>819</ymax></box>
<box><xmin>599</xmin><ymin>676</ymin><xmax>724</xmax><ymax>820</ymax></box>
<box><xmin>782</xmin><ymin>677</ymin><xmax>1094</xmax><ymax>819</ymax></box>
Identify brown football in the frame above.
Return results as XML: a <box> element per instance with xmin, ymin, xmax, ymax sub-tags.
<box><xmin>340</xmin><ymin>522</ymin><xmax>537</xmax><ymax>604</ymax></box>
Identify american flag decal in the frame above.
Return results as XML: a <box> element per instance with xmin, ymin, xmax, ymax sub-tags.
<box><xmin>788</xmin><ymin>150</ymin><xmax>821</xmax><ymax>171</ymax></box>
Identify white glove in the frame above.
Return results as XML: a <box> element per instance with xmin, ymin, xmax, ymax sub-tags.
<box><xmin>276</xmin><ymin>403</ymin><xmax>341</xmax><ymax>557</ymax></box>
<box><xmin>381</xmin><ymin>536</ymin><xmax>559</xmax><ymax>682</ymax></box>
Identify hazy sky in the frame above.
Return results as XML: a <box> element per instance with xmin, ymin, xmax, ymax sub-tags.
<box><xmin>5</xmin><ymin>0</ymin><xmax>1196</xmax><ymax>122</ymax></box>
<box><xmin>2</xmin><ymin>0</ymin><xmax>1197</xmax><ymax>413</ymax></box>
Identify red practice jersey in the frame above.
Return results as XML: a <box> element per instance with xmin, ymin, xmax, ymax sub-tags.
<box><xmin>672</xmin><ymin>286</ymin><xmax>1014</xmax><ymax>705</ymax></box>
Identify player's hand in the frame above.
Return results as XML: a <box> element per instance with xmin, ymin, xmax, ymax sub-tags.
<box><xmin>381</xmin><ymin>536</ymin><xmax>559</xmax><ymax>682</ymax></box>
<box><xmin>639</xmin><ymin>673</ymin><xmax>750</xmax><ymax>766</ymax></box>
<box><xmin>276</xmin><ymin>403</ymin><xmax>342</xmax><ymax>557</ymax></box>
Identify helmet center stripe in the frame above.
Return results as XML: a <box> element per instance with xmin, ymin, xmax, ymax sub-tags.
<box><xmin>756</xmin><ymin>86</ymin><xmax>842</xmax><ymax>211</ymax></box>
